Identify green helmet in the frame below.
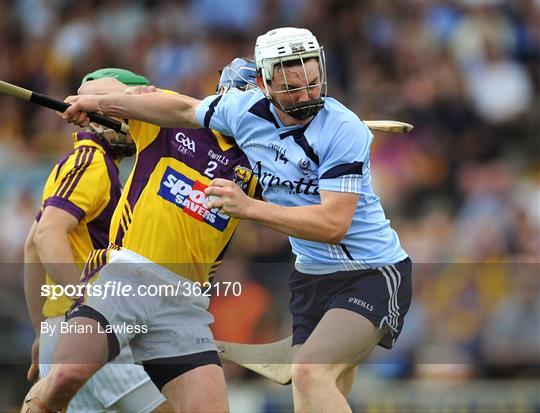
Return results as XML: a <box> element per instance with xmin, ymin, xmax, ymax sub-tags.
<box><xmin>81</xmin><ymin>68</ymin><xmax>150</xmax><ymax>86</ymax></box>
<box><xmin>81</xmin><ymin>68</ymin><xmax>148</xmax><ymax>158</ymax></box>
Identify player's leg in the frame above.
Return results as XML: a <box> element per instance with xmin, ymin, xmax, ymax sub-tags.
<box><xmin>161</xmin><ymin>364</ymin><xmax>228</xmax><ymax>412</ymax></box>
<box><xmin>29</xmin><ymin>251</ymin><xmax>120</xmax><ymax>410</ymax></box>
<box><xmin>130</xmin><ymin>256</ymin><xmax>230</xmax><ymax>412</ymax></box>
<box><xmin>37</xmin><ymin>316</ymin><xmax>112</xmax><ymax>413</ymax></box>
<box><xmin>23</xmin><ymin>316</ymin><xmax>109</xmax><ymax>412</ymax></box>
<box><xmin>293</xmin><ymin>343</ymin><xmax>356</xmax><ymax>398</ymax></box>
<box><xmin>142</xmin><ymin>351</ymin><xmax>227</xmax><ymax>413</ymax></box>
<box><xmin>291</xmin><ymin>308</ymin><xmax>385</xmax><ymax>413</ymax></box>
<box><xmin>38</xmin><ymin>315</ymin><xmax>168</xmax><ymax>413</ymax></box>
<box><xmin>336</xmin><ymin>366</ymin><xmax>357</xmax><ymax>397</ymax></box>
<box><xmin>75</xmin><ymin>345</ymin><xmax>168</xmax><ymax>413</ymax></box>
<box><xmin>31</xmin><ymin>248</ymin><xmax>162</xmax><ymax>412</ymax></box>
<box><xmin>291</xmin><ymin>258</ymin><xmax>413</xmax><ymax>412</ymax></box>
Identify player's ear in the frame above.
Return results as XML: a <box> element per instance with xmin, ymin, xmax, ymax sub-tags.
<box><xmin>256</xmin><ymin>76</ymin><xmax>265</xmax><ymax>90</ymax></box>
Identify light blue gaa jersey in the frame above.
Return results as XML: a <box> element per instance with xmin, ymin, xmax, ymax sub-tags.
<box><xmin>196</xmin><ymin>89</ymin><xmax>407</xmax><ymax>274</ymax></box>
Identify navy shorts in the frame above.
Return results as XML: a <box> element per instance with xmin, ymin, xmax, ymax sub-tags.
<box><xmin>289</xmin><ymin>257</ymin><xmax>412</xmax><ymax>349</ymax></box>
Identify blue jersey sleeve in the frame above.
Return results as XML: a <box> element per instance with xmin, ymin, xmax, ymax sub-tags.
<box><xmin>318</xmin><ymin>119</ymin><xmax>373</xmax><ymax>194</ymax></box>
<box><xmin>196</xmin><ymin>92</ymin><xmax>244</xmax><ymax>137</ymax></box>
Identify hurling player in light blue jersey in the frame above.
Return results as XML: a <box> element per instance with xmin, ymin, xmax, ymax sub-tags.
<box><xmin>63</xmin><ymin>27</ymin><xmax>413</xmax><ymax>413</ymax></box>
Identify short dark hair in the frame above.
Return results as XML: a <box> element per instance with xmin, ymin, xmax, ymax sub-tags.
<box><xmin>275</xmin><ymin>57</ymin><xmax>318</xmax><ymax>71</ymax></box>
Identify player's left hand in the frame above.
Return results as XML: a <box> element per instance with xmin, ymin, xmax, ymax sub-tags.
<box><xmin>205</xmin><ymin>178</ymin><xmax>254</xmax><ymax>219</ymax></box>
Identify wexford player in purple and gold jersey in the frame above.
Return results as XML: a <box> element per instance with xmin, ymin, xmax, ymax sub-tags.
<box><xmin>106</xmin><ymin>106</ymin><xmax>257</xmax><ymax>284</ymax></box>
<box><xmin>23</xmin><ymin>69</ymin><xmax>169</xmax><ymax>413</ymax></box>
<box><xmin>23</xmin><ymin>59</ymin><xmax>259</xmax><ymax>413</ymax></box>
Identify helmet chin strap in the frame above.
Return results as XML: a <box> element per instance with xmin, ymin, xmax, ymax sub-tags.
<box><xmin>281</xmin><ymin>98</ymin><xmax>325</xmax><ymax>120</ymax></box>
<box><xmin>267</xmin><ymin>89</ymin><xmax>325</xmax><ymax>121</ymax></box>
<box><xmin>109</xmin><ymin>139</ymin><xmax>136</xmax><ymax>157</ymax></box>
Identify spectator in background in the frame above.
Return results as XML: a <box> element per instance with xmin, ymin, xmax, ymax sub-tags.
<box><xmin>1</xmin><ymin>189</ymin><xmax>36</xmax><ymax>263</ymax></box>
<box><xmin>481</xmin><ymin>268</ymin><xmax>540</xmax><ymax>377</ymax></box>
<box><xmin>466</xmin><ymin>40</ymin><xmax>533</xmax><ymax>125</ymax></box>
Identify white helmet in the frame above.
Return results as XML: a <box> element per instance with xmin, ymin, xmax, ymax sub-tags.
<box><xmin>255</xmin><ymin>27</ymin><xmax>327</xmax><ymax>120</ymax></box>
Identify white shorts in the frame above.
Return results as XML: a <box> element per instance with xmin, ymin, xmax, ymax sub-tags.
<box><xmin>40</xmin><ymin>316</ymin><xmax>165</xmax><ymax>413</ymax></box>
<box><xmin>73</xmin><ymin>248</ymin><xmax>217</xmax><ymax>363</ymax></box>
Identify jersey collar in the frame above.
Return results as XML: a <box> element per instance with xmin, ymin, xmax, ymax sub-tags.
<box><xmin>269</xmin><ymin>102</ymin><xmax>306</xmax><ymax>130</ymax></box>
<box><xmin>73</xmin><ymin>131</ymin><xmax>119</xmax><ymax>162</ymax></box>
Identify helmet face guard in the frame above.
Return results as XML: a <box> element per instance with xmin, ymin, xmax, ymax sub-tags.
<box><xmin>109</xmin><ymin>140</ymin><xmax>136</xmax><ymax>157</ymax></box>
<box><xmin>87</xmin><ymin>123</ymin><xmax>136</xmax><ymax>157</ymax></box>
<box><xmin>216</xmin><ymin>58</ymin><xmax>258</xmax><ymax>94</ymax></box>
<box><xmin>261</xmin><ymin>50</ymin><xmax>327</xmax><ymax>120</ymax></box>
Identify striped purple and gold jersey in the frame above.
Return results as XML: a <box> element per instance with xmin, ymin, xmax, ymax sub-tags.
<box><xmin>108</xmin><ymin>120</ymin><xmax>257</xmax><ymax>284</ymax></box>
<box><xmin>38</xmin><ymin>132</ymin><xmax>121</xmax><ymax>317</ymax></box>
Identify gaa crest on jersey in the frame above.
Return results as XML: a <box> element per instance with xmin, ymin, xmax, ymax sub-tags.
<box><xmin>233</xmin><ymin>166</ymin><xmax>253</xmax><ymax>192</ymax></box>
<box><xmin>172</xmin><ymin>132</ymin><xmax>196</xmax><ymax>158</ymax></box>
<box><xmin>158</xmin><ymin>166</ymin><xmax>229</xmax><ymax>231</ymax></box>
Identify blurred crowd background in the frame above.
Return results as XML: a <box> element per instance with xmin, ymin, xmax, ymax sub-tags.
<box><xmin>1</xmin><ymin>0</ymin><xmax>539</xmax><ymax>411</ymax></box>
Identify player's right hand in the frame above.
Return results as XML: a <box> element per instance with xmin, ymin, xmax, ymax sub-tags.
<box><xmin>63</xmin><ymin>95</ymin><xmax>101</xmax><ymax>127</ymax></box>
<box><xmin>27</xmin><ymin>336</ymin><xmax>39</xmax><ymax>382</ymax></box>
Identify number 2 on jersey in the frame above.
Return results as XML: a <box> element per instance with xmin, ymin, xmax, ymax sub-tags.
<box><xmin>204</xmin><ymin>161</ymin><xmax>218</xmax><ymax>178</ymax></box>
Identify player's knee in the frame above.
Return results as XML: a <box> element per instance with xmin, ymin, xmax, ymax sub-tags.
<box><xmin>47</xmin><ymin>365</ymin><xmax>91</xmax><ymax>395</ymax></box>
<box><xmin>291</xmin><ymin>363</ymin><xmax>330</xmax><ymax>392</ymax></box>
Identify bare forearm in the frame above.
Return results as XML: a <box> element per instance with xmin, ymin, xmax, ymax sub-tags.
<box><xmin>247</xmin><ymin>200</ymin><xmax>345</xmax><ymax>244</ymax></box>
<box><xmin>99</xmin><ymin>92</ymin><xmax>201</xmax><ymax>128</ymax></box>
<box><xmin>35</xmin><ymin>229</ymin><xmax>81</xmax><ymax>287</ymax></box>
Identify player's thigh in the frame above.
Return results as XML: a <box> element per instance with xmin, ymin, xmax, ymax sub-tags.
<box><xmin>51</xmin><ymin>317</ymin><xmax>108</xmax><ymax>366</ymax></box>
<box><xmin>293</xmin><ymin>308</ymin><xmax>386</xmax><ymax>367</ymax></box>
<box><xmin>161</xmin><ymin>364</ymin><xmax>227</xmax><ymax>411</ymax></box>
<box><xmin>38</xmin><ymin>318</ymin><xmax>108</xmax><ymax>413</ymax></box>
